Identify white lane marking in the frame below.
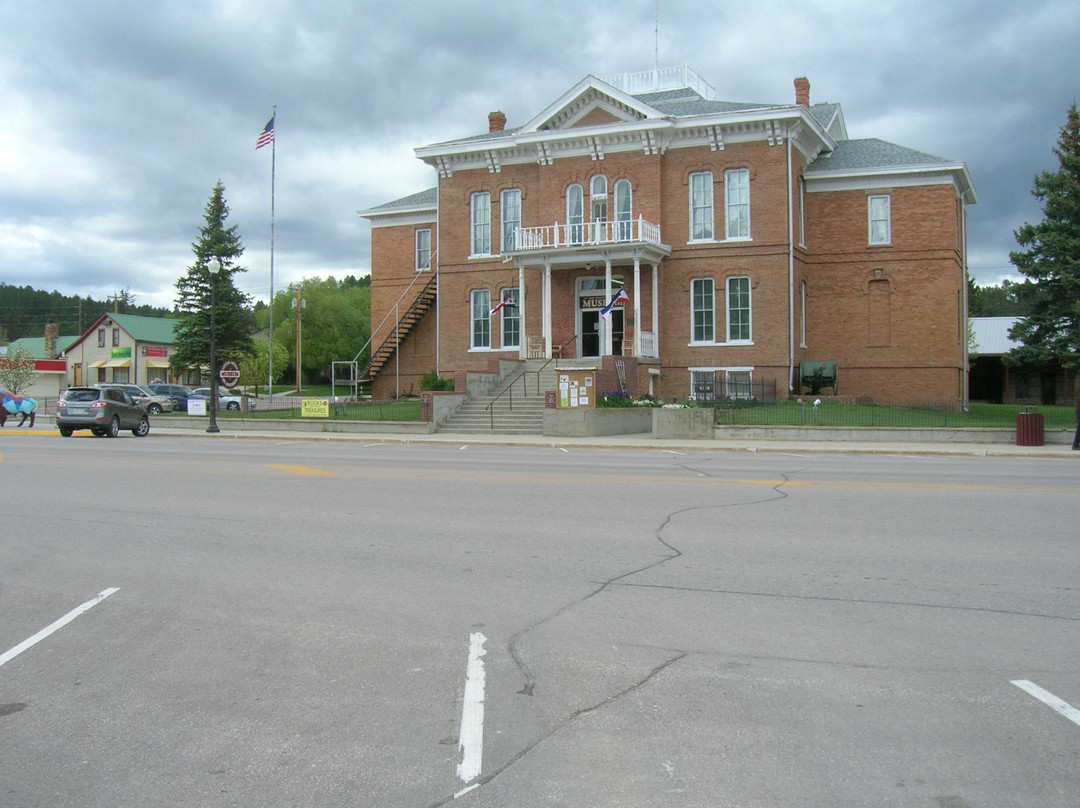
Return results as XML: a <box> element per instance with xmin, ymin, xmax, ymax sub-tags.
<box><xmin>457</xmin><ymin>632</ymin><xmax>487</xmax><ymax>783</ymax></box>
<box><xmin>0</xmin><ymin>587</ymin><xmax>120</xmax><ymax>669</ymax></box>
<box><xmin>1012</xmin><ymin>680</ymin><xmax>1080</xmax><ymax>727</ymax></box>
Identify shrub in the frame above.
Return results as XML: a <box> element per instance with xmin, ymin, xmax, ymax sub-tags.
<box><xmin>419</xmin><ymin>370</ymin><xmax>454</xmax><ymax>392</ymax></box>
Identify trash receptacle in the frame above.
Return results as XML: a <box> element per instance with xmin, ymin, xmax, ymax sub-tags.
<box><xmin>1016</xmin><ymin>409</ymin><xmax>1045</xmax><ymax>446</ymax></box>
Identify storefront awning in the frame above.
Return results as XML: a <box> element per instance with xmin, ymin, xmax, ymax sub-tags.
<box><xmin>89</xmin><ymin>360</ymin><xmax>107</xmax><ymax>368</ymax></box>
<box><xmin>145</xmin><ymin>358</ymin><xmax>170</xmax><ymax>368</ymax></box>
<box><xmin>105</xmin><ymin>359</ymin><xmax>131</xmax><ymax>368</ymax></box>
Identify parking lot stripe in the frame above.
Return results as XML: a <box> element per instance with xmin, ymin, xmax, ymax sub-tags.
<box><xmin>1011</xmin><ymin>680</ymin><xmax>1080</xmax><ymax>728</ymax></box>
<box><xmin>0</xmin><ymin>587</ymin><xmax>120</xmax><ymax>669</ymax></box>
<box><xmin>457</xmin><ymin>632</ymin><xmax>487</xmax><ymax>783</ymax></box>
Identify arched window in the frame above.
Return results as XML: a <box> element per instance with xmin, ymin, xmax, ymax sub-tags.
<box><xmin>615</xmin><ymin>179</ymin><xmax>632</xmax><ymax>241</ymax></box>
<box><xmin>590</xmin><ymin>175</ymin><xmax>607</xmax><ymax>242</ymax></box>
<box><xmin>567</xmin><ymin>184</ymin><xmax>583</xmax><ymax>245</ymax></box>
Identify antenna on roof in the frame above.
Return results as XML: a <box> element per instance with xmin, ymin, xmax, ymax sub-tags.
<box><xmin>654</xmin><ymin>0</ymin><xmax>660</xmax><ymax>83</ymax></box>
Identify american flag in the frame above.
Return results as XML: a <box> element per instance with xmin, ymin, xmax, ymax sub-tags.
<box><xmin>599</xmin><ymin>288</ymin><xmax>630</xmax><ymax>320</ymax></box>
<box><xmin>256</xmin><ymin>116</ymin><xmax>275</xmax><ymax>150</ymax></box>
<box><xmin>489</xmin><ymin>295</ymin><xmax>516</xmax><ymax>316</ymax></box>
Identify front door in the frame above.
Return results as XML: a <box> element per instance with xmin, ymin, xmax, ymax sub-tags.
<box><xmin>581</xmin><ymin>311</ymin><xmax>601</xmax><ymax>357</ymax></box>
<box><xmin>580</xmin><ymin>309</ymin><xmax>624</xmax><ymax>357</ymax></box>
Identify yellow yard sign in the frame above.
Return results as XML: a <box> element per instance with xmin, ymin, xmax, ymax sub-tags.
<box><xmin>301</xmin><ymin>399</ymin><xmax>330</xmax><ymax>418</ymax></box>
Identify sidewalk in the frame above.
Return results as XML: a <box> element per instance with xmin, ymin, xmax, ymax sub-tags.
<box><xmin>147</xmin><ymin>423</ymin><xmax>1079</xmax><ymax>458</ymax></box>
<box><xmin>6</xmin><ymin>420</ymin><xmax>1077</xmax><ymax>458</ymax></box>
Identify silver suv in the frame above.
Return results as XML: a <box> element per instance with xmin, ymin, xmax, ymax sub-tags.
<box><xmin>56</xmin><ymin>386</ymin><xmax>151</xmax><ymax>438</ymax></box>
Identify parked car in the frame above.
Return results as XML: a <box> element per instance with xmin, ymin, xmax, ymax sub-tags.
<box><xmin>148</xmin><ymin>383</ymin><xmax>197</xmax><ymax>412</ymax></box>
<box><xmin>56</xmin><ymin>386</ymin><xmax>151</xmax><ymax>438</ymax></box>
<box><xmin>190</xmin><ymin>387</ymin><xmax>257</xmax><ymax>412</ymax></box>
<box><xmin>96</xmin><ymin>383</ymin><xmax>174</xmax><ymax>414</ymax></box>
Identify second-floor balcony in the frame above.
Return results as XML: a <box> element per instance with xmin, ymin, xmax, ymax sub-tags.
<box><xmin>508</xmin><ymin>216</ymin><xmax>663</xmax><ymax>254</ymax></box>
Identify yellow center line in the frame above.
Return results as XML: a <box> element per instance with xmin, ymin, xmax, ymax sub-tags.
<box><xmin>264</xmin><ymin>463</ymin><xmax>341</xmax><ymax>477</ymax></box>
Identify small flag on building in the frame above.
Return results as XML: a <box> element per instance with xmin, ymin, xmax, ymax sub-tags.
<box><xmin>599</xmin><ymin>288</ymin><xmax>630</xmax><ymax>320</ymax></box>
<box><xmin>256</xmin><ymin>116</ymin><xmax>275</xmax><ymax>150</ymax></box>
<box><xmin>490</xmin><ymin>295</ymin><xmax>516</xmax><ymax>316</ymax></box>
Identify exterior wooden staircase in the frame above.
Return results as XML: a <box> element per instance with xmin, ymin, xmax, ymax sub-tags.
<box><xmin>359</xmin><ymin>275</ymin><xmax>438</xmax><ymax>383</ymax></box>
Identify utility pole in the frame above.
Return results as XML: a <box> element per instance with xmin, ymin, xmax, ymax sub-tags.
<box><xmin>291</xmin><ymin>285</ymin><xmax>306</xmax><ymax>395</ymax></box>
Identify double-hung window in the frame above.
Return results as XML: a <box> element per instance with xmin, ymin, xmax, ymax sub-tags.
<box><xmin>567</xmin><ymin>184</ymin><xmax>584</xmax><ymax>245</ymax></box>
<box><xmin>415</xmin><ymin>228</ymin><xmax>431</xmax><ymax>271</ymax></box>
<box><xmin>590</xmin><ymin>175</ymin><xmax>607</xmax><ymax>242</ymax></box>
<box><xmin>868</xmin><ymin>194</ymin><xmax>891</xmax><ymax>245</ymax></box>
<box><xmin>501</xmin><ymin>189</ymin><xmax>520</xmax><ymax>252</ymax></box>
<box><xmin>727</xmin><ymin>276</ymin><xmax>751</xmax><ymax>342</ymax></box>
<box><xmin>471</xmin><ymin>192</ymin><xmax>491</xmax><ymax>256</ymax></box>
<box><xmin>689</xmin><ymin>171</ymin><xmax>714</xmax><ymax>241</ymax></box>
<box><xmin>615</xmin><ymin>179</ymin><xmax>632</xmax><ymax>241</ymax></box>
<box><xmin>691</xmin><ymin>278</ymin><xmax>715</xmax><ymax>343</ymax></box>
<box><xmin>471</xmin><ymin>289</ymin><xmax>491</xmax><ymax>349</ymax></box>
<box><xmin>725</xmin><ymin>168</ymin><xmax>750</xmax><ymax>239</ymax></box>
<box><xmin>499</xmin><ymin>286</ymin><xmax>520</xmax><ymax>349</ymax></box>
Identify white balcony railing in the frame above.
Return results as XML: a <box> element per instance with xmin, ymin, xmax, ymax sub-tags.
<box><xmin>511</xmin><ymin>216</ymin><xmax>662</xmax><ymax>253</ymax></box>
<box><xmin>638</xmin><ymin>331</ymin><xmax>658</xmax><ymax>358</ymax></box>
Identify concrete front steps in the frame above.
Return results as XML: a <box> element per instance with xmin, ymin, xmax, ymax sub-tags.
<box><xmin>437</xmin><ymin>360</ymin><xmax>561</xmax><ymax>435</ymax></box>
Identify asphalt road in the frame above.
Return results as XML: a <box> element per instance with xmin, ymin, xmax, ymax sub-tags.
<box><xmin>1</xmin><ymin>434</ymin><xmax>1078</xmax><ymax>807</ymax></box>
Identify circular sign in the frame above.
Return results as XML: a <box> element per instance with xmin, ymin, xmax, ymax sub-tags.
<box><xmin>218</xmin><ymin>359</ymin><xmax>241</xmax><ymax>389</ymax></box>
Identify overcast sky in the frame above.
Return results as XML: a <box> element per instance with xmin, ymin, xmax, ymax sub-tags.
<box><xmin>2</xmin><ymin>0</ymin><xmax>1077</xmax><ymax>312</ymax></box>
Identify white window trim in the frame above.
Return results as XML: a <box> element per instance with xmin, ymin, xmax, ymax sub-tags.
<box><xmin>868</xmin><ymin>194</ymin><xmax>891</xmax><ymax>245</ymax></box>
<box><xmin>688</xmin><ymin>171</ymin><xmax>715</xmax><ymax>243</ymax></box>
<box><xmin>800</xmin><ymin>280</ymin><xmax>808</xmax><ymax>349</ymax></box>
<box><xmin>415</xmin><ymin>228</ymin><xmax>431</xmax><ymax>271</ymax></box>
<box><xmin>726</xmin><ymin>275</ymin><xmax>753</xmax><ymax>345</ymax></box>
<box><xmin>470</xmin><ymin>192</ymin><xmax>491</xmax><ymax>258</ymax></box>
<box><xmin>689</xmin><ymin>277</ymin><xmax>716</xmax><ymax>346</ymax></box>
<box><xmin>499</xmin><ymin>286</ymin><xmax>521</xmax><ymax>350</ymax></box>
<box><xmin>689</xmin><ymin>366</ymin><xmax>755</xmax><ymax>398</ymax></box>
<box><xmin>470</xmin><ymin>289</ymin><xmax>491</xmax><ymax>350</ymax></box>
<box><xmin>724</xmin><ymin>168</ymin><xmax>751</xmax><ymax>242</ymax></box>
<box><xmin>500</xmin><ymin>189</ymin><xmax>520</xmax><ymax>253</ymax></box>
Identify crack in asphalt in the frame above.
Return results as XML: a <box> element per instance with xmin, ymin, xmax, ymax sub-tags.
<box><xmin>433</xmin><ymin>467</ymin><xmax>794</xmax><ymax>803</ymax></box>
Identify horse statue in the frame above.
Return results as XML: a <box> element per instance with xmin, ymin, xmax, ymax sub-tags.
<box><xmin>1</xmin><ymin>391</ymin><xmax>37</xmax><ymax>427</ymax></box>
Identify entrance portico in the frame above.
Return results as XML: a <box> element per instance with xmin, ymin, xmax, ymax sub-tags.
<box><xmin>506</xmin><ymin>217</ymin><xmax>670</xmax><ymax>360</ymax></box>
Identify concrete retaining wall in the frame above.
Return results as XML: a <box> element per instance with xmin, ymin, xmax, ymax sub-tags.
<box><xmin>159</xmin><ymin>417</ymin><xmax>435</xmax><ymax>435</ymax></box>
<box><xmin>544</xmin><ymin>408</ymin><xmax>653</xmax><ymax>437</ymax></box>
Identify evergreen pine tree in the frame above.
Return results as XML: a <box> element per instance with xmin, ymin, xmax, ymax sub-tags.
<box><xmin>170</xmin><ymin>181</ymin><xmax>256</xmax><ymax>378</ymax></box>
<box><xmin>1007</xmin><ymin>103</ymin><xmax>1080</xmax><ymax>370</ymax></box>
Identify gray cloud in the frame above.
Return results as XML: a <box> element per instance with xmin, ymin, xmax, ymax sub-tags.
<box><xmin>1</xmin><ymin>0</ymin><xmax>1077</xmax><ymax>310</ymax></box>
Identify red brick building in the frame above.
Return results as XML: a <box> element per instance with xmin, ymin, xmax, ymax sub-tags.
<box><xmin>360</xmin><ymin>67</ymin><xmax>976</xmax><ymax>404</ymax></box>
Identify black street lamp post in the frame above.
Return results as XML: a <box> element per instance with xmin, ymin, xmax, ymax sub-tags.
<box><xmin>207</xmin><ymin>256</ymin><xmax>222</xmax><ymax>434</ymax></box>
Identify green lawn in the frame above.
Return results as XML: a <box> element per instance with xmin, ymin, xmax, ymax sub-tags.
<box><xmin>713</xmin><ymin>400</ymin><xmax>1075</xmax><ymax>429</ymax></box>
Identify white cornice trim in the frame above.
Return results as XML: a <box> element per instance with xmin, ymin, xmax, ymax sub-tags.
<box><xmin>359</xmin><ymin>204</ymin><xmax>438</xmax><ymax>227</ymax></box>
<box><xmin>415</xmin><ymin>106</ymin><xmax>835</xmax><ymax>174</ymax></box>
<box><xmin>806</xmin><ymin>162</ymin><xmax>977</xmax><ymax>203</ymax></box>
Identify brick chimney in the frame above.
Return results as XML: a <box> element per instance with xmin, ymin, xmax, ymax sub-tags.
<box><xmin>44</xmin><ymin>321</ymin><xmax>58</xmax><ymax>358</ymax></box>
<box><xmin>488</xmin><ymin>111</ymin><xmax>507</xmax><ymax>133</ymax></box>
<box><xmin>794</xmin><ymin>76</ymin><xmax>810</xmax><ymax>108</ymax></box>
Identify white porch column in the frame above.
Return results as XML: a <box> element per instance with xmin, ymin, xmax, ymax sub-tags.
<box><xmin>632</xmin><ymin>256</ymin><xmax>641</xmax><ymax>357</ymax></box>
<box><xmin>543</xmin><ymin>263</ymin><xmax>552</xmax><ymax>358</ymax></box>
<box><xmin>652</xmin><ymin>262</ymin><xmax>659</xmax><ymax>354</ymax></box>
<box><xmin>604</xmin><ymin>258</ymin><xmax>613</xmax><ymax>356</ymax></box>
<box><xmin>518</xmin><ymin>263</ymin><xmax>526</xmax><ymax>359</ymax></box>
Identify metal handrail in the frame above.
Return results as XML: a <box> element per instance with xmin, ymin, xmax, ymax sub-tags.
<box><xmin>484</xmin><ymin>334</ymin><xmax>577</xmax><ymax>429</ymax></box>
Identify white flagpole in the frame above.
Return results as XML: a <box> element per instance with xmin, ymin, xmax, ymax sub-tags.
<box><xmin>268</xmin><ymin>103</ymin><xmax>276</xmax><ymax>405</ymax></box>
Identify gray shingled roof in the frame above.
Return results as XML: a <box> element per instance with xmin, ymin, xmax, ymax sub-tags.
<box><xmin>808</xmin><ymin>103</ymin><xmax>840</xmax><ymax>130</ymax></box>
<box><xmin>806</xmin><ymin>138</ymin><xmax>951</xmax><ymax>173</ymax></box>
<box><xmin>364</xmin><ymin>187</ymin><xmax>437</xmax><ymax>212</ymax></box>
